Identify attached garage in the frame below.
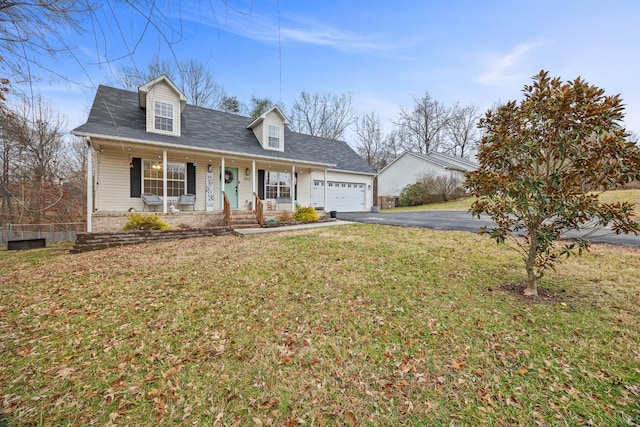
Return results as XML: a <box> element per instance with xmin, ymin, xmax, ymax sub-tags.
<box><xmin>312</xmin><ymin>180</ymin><xmax>367</xmax><ymax>212</ymax></box>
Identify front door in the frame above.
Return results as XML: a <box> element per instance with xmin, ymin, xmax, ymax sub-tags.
<box><xmin>223</xmin><ymin>167</ymin><xmax>239</xmax><ymax>209</ymax></box>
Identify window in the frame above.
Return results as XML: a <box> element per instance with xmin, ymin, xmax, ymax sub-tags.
<box><xmin>154</xmin><ymin>101</ymin><xmax>174</xmax><ymax>132</ymax></box>
<box><xmin>143</xmin><ymin>160</ymin><xmax>185</xmax><ymax>197</ymax></box>
<box><xmin>267</xmin><ymin>124</ymin><xmax>280</xmax><ymax>149</ymax></box>
<box><xmin>265</xmin><ymin>171</ymin><xmax>291</xmax><ymax>200</ymax></box>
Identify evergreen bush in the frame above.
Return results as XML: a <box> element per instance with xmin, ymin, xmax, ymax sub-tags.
<box><xmin>293</xmin><ymin>206</ymin><xmax>318</xmax><ymax>222</ymax></box>
<box><xmin>123</xmin><ymin>213</ymin><xmax>171</xmax><ymax>231</ymax></box>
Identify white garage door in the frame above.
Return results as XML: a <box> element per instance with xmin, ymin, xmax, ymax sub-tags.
<box><xmin>313</xmin><ymin>180</ymin><xmax>366</xmax><ymax>212</ymax></box>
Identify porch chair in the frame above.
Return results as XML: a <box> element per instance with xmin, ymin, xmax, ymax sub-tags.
<box><xmin>141</xmin><ymin>193</ymin><xmax>163</xmax><ymax>211</ymax></box>
<box><xmin>266</xmin><ymin>200</ymin><xmax>276</xmax><ymax>211</ymax></box>
<box><xmin>177</xmin><ymin>193</ymin><xmax>196</xmax><ymax>211</ymax></box>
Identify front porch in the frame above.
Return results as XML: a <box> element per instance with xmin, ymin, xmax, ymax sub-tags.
<box><xmin>91</xmin><ymin>207</ymin><xmax>292</xmax><ymax>233</ymax></box>
<box><xmin>86</xmin><ymin>142</ymin><xmax>331</xmax><ymax>232</ymax></box>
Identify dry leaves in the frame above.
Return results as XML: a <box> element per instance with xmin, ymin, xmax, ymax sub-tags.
<box><xmin>1</xmin><ymin>227</ymin><xmax>639</xmax><ymax>425</ymax></box>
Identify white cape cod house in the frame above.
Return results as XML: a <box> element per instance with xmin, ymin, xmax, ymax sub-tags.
<box><xmin>72</xmin><ymin>76</ymin><xmax>377</xmax><ymax>232</ymax></box>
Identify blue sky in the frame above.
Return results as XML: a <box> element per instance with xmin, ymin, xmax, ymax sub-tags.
<box><xmin>34</xmin><ymin>0</ymin><xmax>640</xmax><ymax>140</ymax></box>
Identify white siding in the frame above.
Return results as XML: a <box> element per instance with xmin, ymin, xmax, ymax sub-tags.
<box><xmin>91</xmin><ymin>146</ymin><xmax>372</xmax><ymax>213</ymax></box>
<box><xmin>145</xmin><ymin>83</ymin><xmax>181</xmax><ymax>137</ymax></box>
<box><xmin>378</xmin><ymin>154</ymin><xmax>448</xmax><ymax>197</ymax></box>
<box><xmin>296</xmin><ymin>173</ymin><xmax>312</xmax><ymax>207</ymax></box>
<box><xmin>95</xmin><ymin>150</ymin><xmax>143</xmax><ymax>211</ymax></box>
<box><xmin>250</xmin><ymin>110</ymin><xmax>285</xmax><ymax>152</ymax></box>
<box><xmin>194</xmin><ymin>163</ymin><xmax>207</xmax><ymax>211</ymax></box>
<box><xmin>252</xmin><ymin>121</ymin><xmax>264</xmax><ymax>146</ymax></box>
<box><xmin>237</xmin><ymin>164</ymin><xmax>254</xmax><ymax>210</ymax></box>
<box><xmin>95</xmin><ymin>148</ymin><xmax>213</xmax><ymax>212</ymax></box>
<box><xmin>262</xmin><ymin>112</ymin><xmax>284</xmax><ymax>152</ymax></box>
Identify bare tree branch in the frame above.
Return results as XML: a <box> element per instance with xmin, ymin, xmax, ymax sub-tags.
<box><xmin>445</xmin><ymin>103</ymin><xmax>481</xmax><ymax>158</ymax></box>
<box><xmin>354</xmin><ymin>111</ymin><xmax>387</xmax><ymax>170</ymax></box>
<box><xmin>289</xmin><ymin>90</ymin><xmax>355</xmax><ymax>140</ymax></box>
<box><xmin>395</xmin><ymin>91</ymin><xmax>451</xmax><ymax>154</ymax></box>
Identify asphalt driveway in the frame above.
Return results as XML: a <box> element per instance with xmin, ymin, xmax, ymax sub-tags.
<box><xmin>337</xmin><ymin>210</ymin><xmax>640</xmax><ymax>248</ymax></box>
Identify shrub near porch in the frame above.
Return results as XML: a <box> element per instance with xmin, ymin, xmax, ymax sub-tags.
<box><xmin>293</xmin><ymin>206</ymin><xmax>319</xmax><ymax>222</ymax></box>
<box><xmin>91</xmin><ymin>211</ymin><xmax>242</xmax><ymax>232</ymax></box>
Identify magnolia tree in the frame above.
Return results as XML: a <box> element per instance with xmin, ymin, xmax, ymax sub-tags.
<box><xmin>466</xmin><ymin>70</ymin><xmax>640</xmax><ymax>296</ymax></box>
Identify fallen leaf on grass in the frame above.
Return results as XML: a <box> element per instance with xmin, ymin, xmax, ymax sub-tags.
<box><xmin>55</xmin><ymin>366</ymin><xmax>77</xmax><ymax>379</ymax></box>
<box><xmin>402</xmin><ymin>364</ymin><xmax>415</xmax><ymax>373</ymax></box>
<box><xmin>450</xmin><ymin>360</ymin><xmax>465</xmax><ymax>370</ymax></box>
<box><xmin>346</xmin><ymin>410</ymin><xmax>358</xmax><ymax>426</ymax></box>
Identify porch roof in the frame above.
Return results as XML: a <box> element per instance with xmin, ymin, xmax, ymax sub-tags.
<box><xmin>72</xmin><ymin>85</ymin><xmax>377</xmax><ymax>175</ymax></box>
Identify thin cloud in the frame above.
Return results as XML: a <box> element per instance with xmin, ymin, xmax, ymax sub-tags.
<box><xmin>183</xmin><ymin>5</ymin><xmax>403</xmax><ymax>53</ymax></box>
<box><xmin>475</xmin><ymin>41</ymin><xmax>546</xmax><ymax>85</ymax></box>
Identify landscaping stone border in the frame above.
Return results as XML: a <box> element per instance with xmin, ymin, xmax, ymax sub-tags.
<box><xmin>71</xmin><ymin>227</ymin><xmax>236</xmax><ymax>253</ymax></box>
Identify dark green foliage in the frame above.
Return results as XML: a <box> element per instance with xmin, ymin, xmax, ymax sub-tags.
<box><xmin>399</xmin><ymin>182</ymin><xmax>430</xmax><ymax>206</ymax></box>
<box><xmin>399</xmin><ymin>174</ymin><xmax>465</xmax><ymax>206</ymax></box>
<box><xmin>466</xmin><ymin>70</ymin><xmax>640</xmax><ymax>295</ymax></box>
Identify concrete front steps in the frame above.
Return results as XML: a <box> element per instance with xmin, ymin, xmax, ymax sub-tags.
<box><xmin>228</xmin><ymin>210</ymin><xmax>261</xmax><ymax>229</ymax></box>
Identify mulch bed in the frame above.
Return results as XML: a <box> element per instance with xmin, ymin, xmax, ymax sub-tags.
<box><xmin>495</xmin><ymin>282</ymin><xmax>565</xmax><ymax>303</ymax></box>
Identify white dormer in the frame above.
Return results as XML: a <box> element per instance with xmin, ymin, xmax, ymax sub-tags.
<box><xmin>247</xmin><ymin>106</ymin><xmax>289</xmax><ymax>152</ymax></box>
<box><xmin>138</xmin><ymin>75</ymin><xmax>187</xmax><ymax>137</ymax></box>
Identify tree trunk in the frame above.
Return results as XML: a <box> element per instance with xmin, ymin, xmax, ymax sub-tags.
<box><xmin>524</xmin><ymin>231</ymin><xmax>539</xmax><ymax>296</ymax></box>
<box><xmin>525</xmin><ymin>262</ymin><xmax>538</xmax><ymax>296</ymax></box>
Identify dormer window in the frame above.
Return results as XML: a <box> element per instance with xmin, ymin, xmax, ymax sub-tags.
<box><xmin>154</xmin><ymin>101</ymin><xmax>174</xmax><ymax>132</ymax></box>
<box><xmin>139</xmin><ymin>75</ymin><xmax>186</xmax><ymax>137</ymax></box>
<box><xmin>247</xmin><ymin>106</ymin><xmax>288</xmax><ymax>152</ymax></box>
<box><xmin>268</xmin><ymin>124</ymin><xmax>280</xmax><ymax>149</ymax></box>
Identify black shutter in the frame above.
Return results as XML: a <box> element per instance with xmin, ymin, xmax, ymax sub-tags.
<box><xmin>294</xmin><ymin>172</ymin><xmax>298</xmax><ymax>201</ymax></box>
<box><xmin>258</xmin><ymin>169</ymin><xmax>265</xmax><ymax>199</ymax></box>
<box><xmin>130</xmin><ymin>157</ymin><xmax>141</xmax><ymax>197</ymax></box>
<box><xmin>187</xmin><ymin>162</ymin><xmax>196</xmax><ymax>194</ymax></box>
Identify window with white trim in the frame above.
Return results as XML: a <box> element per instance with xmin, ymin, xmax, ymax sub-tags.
<box><xmin>265</xmin><ymin>171</ymin><xmax>290</xmax><ymax>200</ymax></box>
<box><xmin>267</xmin><ymin>124</ymin><xmax>280</xmax><ymax>149</ymax></box>
<box><xmin>154</xmin><ymin>101</ymin><xmax>174</xmax><ymax>132</ymax></box>
<box><xmin>143</xmin><ymin>160</ymin><xmax>185</xmax><ymax>197</ymax></box>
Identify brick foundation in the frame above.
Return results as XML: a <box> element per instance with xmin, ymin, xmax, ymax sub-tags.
<box><xmin>91</xmin><ymin>211</ymin><xmax>228</xmax><ymax>232</ymax></box>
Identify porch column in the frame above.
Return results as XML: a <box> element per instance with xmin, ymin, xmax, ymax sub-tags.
<box><xmin>220</xmin><ymin>157</ymin><xmax>225</xmax><ymax>209</ymax></box>
<box><xmin>323</xmin><ymin>169</ymin><xmax>328</xmax><ymax>212</ymax></box>
<box><xmin>86</xmin><ymin>140</ymin><xmax>93</xmax><ymax>232</ymax></box>
<box><xmin>162</xmin><ymin>150</ymin><xmax>168</xmax><ymax>213</ymax></box>
<box><xmin>251</xmin><ymin>160</ymin><xmax>256</xmax><ymax>212</ymax></box>
<box><xmin>291</xmin><ymin>165</ymin><xmax>295</xmax><ymax>212</ymax></box>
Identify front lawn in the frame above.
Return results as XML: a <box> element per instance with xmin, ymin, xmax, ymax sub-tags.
<box><xmin>388</xmin><ymin>189</ymin><xmax>640</xmax><ymax>217</ymax></box>
<box><xmin>388</xmin><ymin>196</ymin><xmax>474</xmax><ymax>212</ymax></box>
<box><xmin>1</xmin><ymin>224</ymin><xmax>639</xmax><ymax>425</ymax></box>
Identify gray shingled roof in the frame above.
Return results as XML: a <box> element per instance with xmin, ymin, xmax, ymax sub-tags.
<box><xmin>411</xmin><ymin>151</ymin><xmax>479</xmax><ymax>171</ymax></box>
<box><xmin>378</xmin><ymin>150</ymin><xmax>478</xmax><ymax>175</ymax></box>
<box><xmin>72</xmin><ymin>85</ymin><xmax>376</xmax><ymax>175</ymax></box>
